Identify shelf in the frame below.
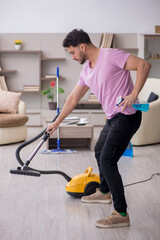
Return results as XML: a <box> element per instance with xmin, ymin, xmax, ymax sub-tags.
<box><xmin>145</xmin><ymin>35</ymin><xmax>160</xmax><ymax>40</ymax></box>
<box><xmin>41</xmin><ymin>57</ymin><xmax>65</xmax><ymax>83</ymax></box>
<box><xmin>27</xmin><ymin>108</ymin><xmax>41</xmax><ymax>114</ymax></box>
<box><xmin>148</xmin><ymin>57</ymin><xmax>160</xmax><ymax>60</ymax></box>
<box><xmin>144</xmin><ymin>34</ymin><xmax>160</xmax><ymax>78</ymax></box>
<box><xmin>41</xmin><ymin>77</ymin><xmax>56</xmax><ymax>81</ymax></box>
<box><xmin>22</xmin><ymin>90</ymin><xmax>40</xmax><ymax>93</ymax></box>
<box><xmin>0</xmin><ymin>70</ymin><xmax>17</xmax><ymax>75</ymax></box>
<box><xmin>119</xmin><ymin>48</ymin><xmax>139</xmax><ymax>52</ymax></box>
<box><xmin>41</xmin><ymin>75</ymin><xmax>64</xmax><ymax>81</ymax></box>
<box><xmin>0</xmin><ymin>50</ymin><xmax>41</xmax><ymax>92</ymax></box>
<box><xmin>0</xmin><ymin>50</ymin><xmax>41</xmax><ymax>54</ymax></box>
<box><xmin>41</xmin><ymin>57</ymin><xmax>65</xmax><ymax>61</ymax></box>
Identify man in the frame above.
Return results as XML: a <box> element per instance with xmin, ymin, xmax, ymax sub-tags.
<box><xmin>46</xmin><ymin>29</ymin><xmax>151</xmax><ymax>228</ymax></box>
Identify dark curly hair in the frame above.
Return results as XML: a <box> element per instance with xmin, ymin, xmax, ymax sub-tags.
<box><xmin>63</xmin><ymin>29</ymin><xmax>91</xmax><ymax>48</ymax></box>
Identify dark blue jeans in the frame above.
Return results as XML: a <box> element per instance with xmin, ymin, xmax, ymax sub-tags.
<box><xmin>95</xmin><ymin>111</ymin><xmax>142</xmax><ymax>213</ymax></box>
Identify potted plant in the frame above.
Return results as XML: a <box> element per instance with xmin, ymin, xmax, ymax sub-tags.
<box><xmin>41</xmin><ymin>80</ymin><xmax>64</xmax><ymax>110</ymax></box>
<box><xmin>14</xmin><ymin>40</ymin><xmax>23</xmax><ymax>50</ymax></box>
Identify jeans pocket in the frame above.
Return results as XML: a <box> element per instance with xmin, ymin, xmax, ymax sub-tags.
<box><xmin>107</xmin><ymin>118</ymin><xmax>125</xmax><ymax>146</ymax></box>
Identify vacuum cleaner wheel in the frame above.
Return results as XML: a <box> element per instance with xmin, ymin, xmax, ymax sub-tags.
<box><xmin>84</xmin><ymin>181</ymin><xmax>100</xmax><ymax>196</ymax></box>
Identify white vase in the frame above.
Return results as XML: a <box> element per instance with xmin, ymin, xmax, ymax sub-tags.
<box><xmin>14</xmin><ymin>44</ymin><xmax>21</xmax><ymax>50</ymax></box>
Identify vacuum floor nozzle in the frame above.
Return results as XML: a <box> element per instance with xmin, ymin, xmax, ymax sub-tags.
<box><xmin>10</xmin><ymin>167</ymin><xmax>41</xmax><ymax>177</ymax></box>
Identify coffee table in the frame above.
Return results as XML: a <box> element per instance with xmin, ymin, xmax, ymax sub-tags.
<box><xmin>44</xmin><ymin>117</ymin><xmax>94</xmax><ymax>151</ymax></box>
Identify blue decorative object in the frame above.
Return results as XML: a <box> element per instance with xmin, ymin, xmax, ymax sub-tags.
<box><xmin>122</xmin><ymin>142</ymin><xmax>133</xmax><ymax>158</ymax></box>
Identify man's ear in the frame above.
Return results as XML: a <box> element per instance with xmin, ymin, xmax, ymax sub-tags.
<box><xmin>79</xmin><ymin>43</ymin><xmax>86</xmax><ymax>52</ymax></box>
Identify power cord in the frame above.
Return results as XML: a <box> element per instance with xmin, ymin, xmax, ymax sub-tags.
<box><xmin>124</xmin><ymin>173</ymin><xmax>160</xmax><ymax>187</ymax></box>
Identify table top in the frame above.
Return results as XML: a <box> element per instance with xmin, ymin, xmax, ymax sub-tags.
<box><xmin>44</xmin><ymin>117</ymin><xmax>93</xmax><ymax>128</ymax></box>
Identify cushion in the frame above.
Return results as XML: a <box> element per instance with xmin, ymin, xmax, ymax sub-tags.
<box><xmin>147</xmin><ymin>92</ymin><xmax>158</xmax><ymax>103</ymax></box>
<box><xmin>0</xmin><ymin>90</ymin><xmax>22</xmax><ymax>113</ymax></box>
<box><xmin>0</xmin><ymin>113</ymin><xmax>28</xmax><ymax>128</ymax></box>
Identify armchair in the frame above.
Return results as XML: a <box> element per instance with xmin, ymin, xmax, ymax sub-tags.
<box><xmin>131</xmin><ymin>78</ymin><xmax>160</xmax><ymax>146</ymax></box>
<box><xmin>0</xmin><ymin>100</ymin><xmax>29</xmax><ymax>145</ymax></box>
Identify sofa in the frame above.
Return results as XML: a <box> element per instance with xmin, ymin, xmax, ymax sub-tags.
<box><xmin>0</xmin><ymin>89</ymin><xmax>29</xmax><ymax>145</ymax></box>
<box><xmin>131</xmin><ymin>78</ymin><xmax>160</xmax><ymax>146</ymax></box>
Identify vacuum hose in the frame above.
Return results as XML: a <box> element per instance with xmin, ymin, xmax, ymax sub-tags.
<box><xmin>10</xmin><ymin>114</ymin><xmax>72</xmax><ymax>182</ymax></box>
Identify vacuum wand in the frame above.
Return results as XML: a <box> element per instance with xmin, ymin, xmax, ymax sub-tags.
<box><xmin>10</xmin><ymin>132</ymin><xmax>50</xmax><ymax>177</ymax></box>
<box><xmin>23</xmin><ymin>132</ymin><xmax>50</xmax><ymax>168</ymax></box>
<box><xmin>10</xmin><ymin>80</ymin><xmax>72</xmax><ymax>182</ymax></box>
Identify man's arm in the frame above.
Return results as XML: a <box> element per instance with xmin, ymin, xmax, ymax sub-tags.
<box><xmin>46</xmin><ymin>84</ymin><xmax>89</xmax><ymax>135</ymax></box>
<box><xmin>119</xmin><ymin>55</ymin><xmax>151</xmax><ymax>111</ymax></box>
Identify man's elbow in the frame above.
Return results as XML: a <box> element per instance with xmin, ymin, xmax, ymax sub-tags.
<box><xmin>144</xmin><ymin>60</ymin><xmax>152</xmax><ymax>73</ymax></box>
<box><xmin>139</xmin><ymin>60</ymin><xmax>151</xmax><ymax>74</ymax></box>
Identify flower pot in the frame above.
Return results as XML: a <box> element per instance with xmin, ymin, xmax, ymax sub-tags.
<box><xmin>48</xmin><ymin>102</ymin><xmax>57</xmax><ymax>110</ymax></box>
<box><xmin>14</xmin><ymin>44</ymin><xmax>22</xmax><ymax>50</ymax></box>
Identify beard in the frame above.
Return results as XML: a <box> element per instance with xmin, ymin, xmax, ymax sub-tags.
<box><xmin>77</xmin><ymin>51</ymin><xmax>86</xmax><ymax>64</ymax></box>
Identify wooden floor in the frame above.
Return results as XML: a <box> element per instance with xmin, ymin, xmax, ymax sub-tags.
<box><xmin>0</xmin><ymin>127</ymin><xmax>160</xmax><ymax>240</ymax></box>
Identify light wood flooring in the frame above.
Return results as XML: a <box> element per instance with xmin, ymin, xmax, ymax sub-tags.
<box><xmin>0</xmin><ymin>127</ymin><xmax>160</xmax><ymax>240</ymax></box>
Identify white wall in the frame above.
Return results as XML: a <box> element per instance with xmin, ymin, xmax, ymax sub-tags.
<box><xmin>0</xmin><ymin>0</ymin><xmax>160</xmax><ymax>34</ymax></box>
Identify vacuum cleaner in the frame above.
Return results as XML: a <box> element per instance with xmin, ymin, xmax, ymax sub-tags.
<box><xmin>10</xmin><ymin>114</ymin><xmax>100</xmax><ymax>198</ymax></box>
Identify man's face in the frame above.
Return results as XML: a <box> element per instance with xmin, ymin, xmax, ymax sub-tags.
<box><xmin>68</xmin><ymin>45</ymin><xmax>86</xmax><ymax>64</ymax></box>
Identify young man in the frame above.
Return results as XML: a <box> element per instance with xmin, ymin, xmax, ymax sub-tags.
<box><xmin>46</xmin><ymin>29</ymin><xmax>151</xmax><ymax>228</ymax></box>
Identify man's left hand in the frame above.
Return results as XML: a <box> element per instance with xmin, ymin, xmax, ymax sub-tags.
<box><xmin>118</xmin><ymin>93</ymin><xmax>137</xmax><ymax>112</ymax></box>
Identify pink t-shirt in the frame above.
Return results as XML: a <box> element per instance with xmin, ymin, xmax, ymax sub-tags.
<box><xmin>78</xmin><ymin>48</ymin><xmax>137</xmax><ymax>119</ymax></box>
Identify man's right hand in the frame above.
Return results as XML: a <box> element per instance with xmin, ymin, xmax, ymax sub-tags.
<box><xmin>46</xmin><ymin>121</ymin><xmax>59</xmax><ymax>136</ymax></box>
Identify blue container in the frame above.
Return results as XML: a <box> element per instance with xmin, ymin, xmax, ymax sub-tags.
<box><xmin>132</xmin><ymin>102</ymin><xmax>149</xmax><ymax>112</ymax></box>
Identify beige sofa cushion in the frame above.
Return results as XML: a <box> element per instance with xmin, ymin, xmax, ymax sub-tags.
<box><xmin>0</xmin><ymin>89</ymin><xmax>22</xmax><ymax>114</ymax></box>
<box><xmin>0</xmin><ymin>113</ymin><xmax>28</xmax><ymax>128</ymax></box>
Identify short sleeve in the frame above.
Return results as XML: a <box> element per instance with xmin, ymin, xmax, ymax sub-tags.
<box><xmin>109</xmin><ymin>49</ymin><xmax>130</xmax><ymax>69</ymax></box>
<box><xmin>78</xmin><ymin>73</ymin><xmax>86</xmax><ymax>86</ymax></box>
